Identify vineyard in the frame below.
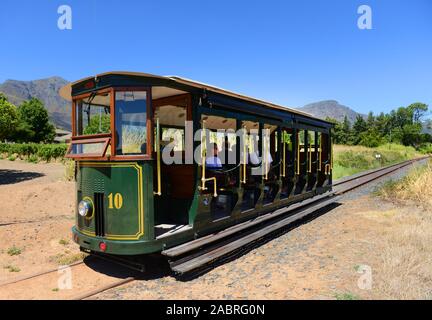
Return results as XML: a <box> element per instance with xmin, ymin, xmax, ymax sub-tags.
<box><xmin>0</xmin><ymin>143</ymin><xmax>68</xmax><ymax>163</ymax></box>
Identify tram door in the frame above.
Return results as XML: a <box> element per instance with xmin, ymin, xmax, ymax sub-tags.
<box><xmin>152</xmin><ymin>94</ymin><xmax>195</xmax><ymax>235</ymax></box>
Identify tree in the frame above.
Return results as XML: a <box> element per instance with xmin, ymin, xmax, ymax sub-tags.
<box><xmin>408</xmin><ymin>102</ymin><xmax>428</xmax><ymax>123</ymax></box>
<box><xmin>352</xmin><ymin>115</ymin><xmax>367</xmax><ymax>144</ymax></box>
<box><xmin>0</xmin><ymin>93</ymin><xmax>19</xmax><ymax>141</ymax></box>
<box><xmin>327</xmin><ymin>116</ymin><xmax>353</xmax><ymax>145</ymax></box>
<box><xmin>17</xmin><ymin>98</ymin><xmax>55</xmax><ymax>143</ymax></box>
<box><xmin>327</xmin><ymin>103</ymin><xmax>431</xmax><ymax>149</ymax></box>
<box><xmin>366</xmin><ymin>111</ymin><xmax>375</xmax><ymax>127</ymax></box>
<box><xmin>341</xmin><ymin>116</ymin><xmax>353</xmax><ymax>145</ymax></box>
<box><xmin>83</xmin><ymin>114</ymin><xmax>111</xmax><ymax>135</ymax></box>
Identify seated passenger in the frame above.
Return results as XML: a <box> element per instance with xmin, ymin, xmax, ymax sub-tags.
<box><xmin>219</xmin><ymin>137</ymin><xmax>237</xmax><ymax>166</ymax></box>
<box><xmin>206</xmin><ymin>143</ymin><xmax>222</xmax><ymax>169</ymax></box>
<box><xmin>249</xmin><ymin>150</ymin><xmax>273</xmax><ymax>166</ymax></box>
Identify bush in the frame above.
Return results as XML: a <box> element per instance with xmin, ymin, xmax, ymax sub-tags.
<box><xmin>0</xmin><ymin>143</ymin><xmax>68</xmax><ymax>162</ymax></box>
<box><xmin>418</xmin><ymin>143</ymin><xmax>432</xmax><ymax>154</ymax></box>
<box><xmin>27</xmin><ymin>154</ymin><xmax>39</xmax><ymax>163</ymax></box>
<box><xmin>333</xmin><ymin>143</ymin><xmax>423</xmax><ymax>180</ymax></box>
<box><xmin>63</xmin><ymin>159</ymin><xmax>76</xmax><ymax>181</ymax></box>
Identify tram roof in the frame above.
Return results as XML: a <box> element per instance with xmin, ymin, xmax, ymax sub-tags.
<box><xmin>67</xmin><ymin>71</ymin><xmax>332</xmax><ymax>124</ymax></box>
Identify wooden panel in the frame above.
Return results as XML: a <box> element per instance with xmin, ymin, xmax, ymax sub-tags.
<box><xmin>161</xmin><ymin>164</ymin><xmax>195</xmax><ymax>199</ymax></box>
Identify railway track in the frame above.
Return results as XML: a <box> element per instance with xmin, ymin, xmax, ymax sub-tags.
<box><xmin>0</xmin><ymin>255</ymin><xmax>141</xmax><ymax>300</ymax></box>
<box><xmin>0</xmin><ymin>215</ymin><xmax>73</xmax><ymax>227</ymax></box>
<box><xmin>0</xmin><ymin>156</ymin><xmax>428</xmax><ymax>299</ymax></box>
<box><xmin>163</xmin><ymin>156</ymin><xmax>429</xmax><ymax>276</ymax></box>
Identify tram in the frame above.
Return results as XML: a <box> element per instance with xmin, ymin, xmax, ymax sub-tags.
<box><xmin>61</xmin><ymin>72</ymin><xmax>333</xmax><ymax>255</ymax></box>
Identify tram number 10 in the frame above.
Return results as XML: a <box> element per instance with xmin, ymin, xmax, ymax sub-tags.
<box><xmin>108</xmin><ymin>193</ymin><xmax>124</xmax><ymax>210</ymax></box>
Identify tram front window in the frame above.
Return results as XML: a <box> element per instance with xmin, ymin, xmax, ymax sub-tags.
<box><xmin>115</xmin><ymin>91</ymin><xmax>148</xmax><ymax>155</ymax></box>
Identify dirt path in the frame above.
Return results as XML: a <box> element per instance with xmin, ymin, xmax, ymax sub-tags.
<box><xmin>0</xmin><ymin>159</ymin><xmax>78</xmax><ymax>283</ymax></box>
<box><xmin>94</xmin><ymin>161</ymin><xmax>431</xmax><ymax>300</ymax></box>
<box><xmin>0</xmin><ymin>159</ymin><xmax>430</xmax><ymax>299</ymax></box>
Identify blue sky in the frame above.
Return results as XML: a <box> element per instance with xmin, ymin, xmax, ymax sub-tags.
<box><xmin>1</xmin><ymin>0</ymin><xmax>431</xmax><ymax>115</ymax></box>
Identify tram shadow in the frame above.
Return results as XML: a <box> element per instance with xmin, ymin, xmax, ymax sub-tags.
<box><xmin>82</xmin><ymin>202</ymin><xmax>342</xmax><ymax>282</ymax></box>
<box><xmin>0</xmin><ymin>169</ymin><xmax>44</xmax><ymax>185</ymax></box>
<box><xmin>83</xmin><ymin>253</ymin><xmax>171</xmax><ymax>280</ymax></box>
<box><xmin>177</xmin><ymin>201</ymin><xmax>342</xmax><ymax>281</ymax></box>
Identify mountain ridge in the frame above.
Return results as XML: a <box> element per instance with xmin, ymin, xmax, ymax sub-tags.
<box><xmin>296</xmin><ymin>100</ymin><xmax>365</xmax><ymax>124</ymax></box>
<box><xmin>0</xmin><ymin>77</ymin><xmax>71</xmax><ymax>130</ymax></box>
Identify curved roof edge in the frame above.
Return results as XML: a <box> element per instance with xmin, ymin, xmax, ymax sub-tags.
<box><xmin>70</xmin><ymin>71</ymin><xmax>330</xmax><ymax>124</ymax></box>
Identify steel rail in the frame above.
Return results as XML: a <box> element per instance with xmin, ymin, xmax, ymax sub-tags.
<box><xmin>164</xmin><ymin>156</ymin><xmax>429</xmax><ymax>275</ymax></box>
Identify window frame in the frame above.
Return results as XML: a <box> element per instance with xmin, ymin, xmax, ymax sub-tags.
<box><xmin>110</xmin><ymin>87</ymin><xmax>152</xmax><ymax>161</ymax></box>
<box><xmin>65</xmin><ymin>137</ymin><xmax>111</xmax><ymax>160</ymax></box>
<box><xmin>72</xmin><ymin>88</ymin><xmax>113</xmax><ymax>140</ymax></box>
<box><xmin>70</xmin><ymin>87</ymin><xmax>152</xmax><ymax>161</ymax></box>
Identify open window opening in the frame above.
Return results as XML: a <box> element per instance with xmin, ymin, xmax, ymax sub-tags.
<box><xmin>200</xmin><ymin>114</ymin><xmax>238</xmax><ymax>221</ymax></box>
<box><xmin>241</xmin><ymin>121</ymin><xmax>262</xmax><ymax>211</ymax></box>
<box><xmin>280</xmin><ymin>128</ymin><xmax>295</xmax><ymax>199</ymax></box>
<box><xmin>262</xmin><ymin>124</ymin><xmax>279</xmax><ymax>205</ymax></box>
<box><xmin>294</xmin><ymin>129</ymin><xmax>308</xmax><ymax>194</ymax></box>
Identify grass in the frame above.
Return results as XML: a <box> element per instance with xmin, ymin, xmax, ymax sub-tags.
<box><xmin>59</xmin><ymin>239</ymin><xmax>69</xmax><ymax>246</ymax></box>
<box><xmin>3</xmin><ymin>265</ymin><xmax>21</xmax><ymax>273</ymax></box>
<box><xmin>26</xmin><ymin>154</ymin><xmax>39</xmax><ymax>163</ymax></box>
<box><xmin>333</xmin><ymin>143</ymin><xmax>422</xmax><ymax>180</ymax></box>
<box><xmin>63</xmin><ymin>159</ymin><xmax>75</xmax><ymax>181</ymax></box>
<box><xmin>376</xmin><ymin>160</ymin><xmax>432</xmax><ymax>209</ymax></box>
<box><xmin>334</xmin><ymin>292</ymin><xmax>361</xmax><ymax>300</ymax></box>
<box><xmin>50</xmin><ymin>252</ymin><xmax>87</xmax><ymax>265</ymax></box>
<box><xmin>373</xmin><ymin>160</ymin><xmax>432</xmax><ymax>299</ymax></box>
<box><xmin>7</xmin><ymin>155</ymin><xmax>16</xmax><ymax>161</ymax></box>
<box><xmin>7</xmin><ymin>246</ymin><xmax>22</xmax><ymax>256</ymax></box>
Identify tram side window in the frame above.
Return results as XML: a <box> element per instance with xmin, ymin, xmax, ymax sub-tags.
<box><xmin>309</xmin><ymin>131</ymin><xmax>316</xmax><ymax>150</ymax></box>
<box><xmin>115</xmin><ymin>91</ymin><xmax>147</xmax><ymax>155</ymax></box>
<box><xmin>201</xmin><ymin>115</ymin><xmax>237</xmax><ymax>167</ymax></box>
<box><xmin>161</xmin><ymin>127</ymin><xmax>185</xmax><ymax>152</ymax></box>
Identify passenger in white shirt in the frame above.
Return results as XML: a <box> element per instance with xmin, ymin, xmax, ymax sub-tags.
<box><xmin>249</xmin><ymin>150</ymin><xmax>273</xmax><ymax>166</ymax></box>
<box><xmin>206</xmin><ymin>143</ymin><xmax>223</xmax><ymax>169</ymax></box>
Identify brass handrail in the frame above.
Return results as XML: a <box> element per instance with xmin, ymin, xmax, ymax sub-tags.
<box><xmin>296</xmin><ymin>133</ymin><xmax>300</xmax><ymax>175</ymax></box>
<box><xmin>199</xmin><ymin>121</ymin><xmax>218</xmax><ymax>197</ymax></box>
<box><xmin>241</xmin><ymin>127</ymin><xmax>247</xmax><ymax>184</ymax></box>
<box><xmin>318</xmin><ymin>134</ymin><xmax>322</xmax><ymax>172</ymax></box>
<box><xmin>154</xmin><ymin>118</ymin><xmax>162</xmax><ymax>196</ymax></box>
<box><xmin>331</xmin><ymin>137</ymin><xmax>334</xmax><ymax>170</ymax></box>
<box><xmin>264</xmin><ymin>132</ymin><xmax>269</xmax><ymax>180</ymax></box>
<box><xmin>281</xmin><ymin>132</ymin><xmax>286</xmax><ymax>177</ymax></box>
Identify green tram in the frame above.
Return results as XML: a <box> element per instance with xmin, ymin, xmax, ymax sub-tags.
<box><xmin>63</xmin><ymin>72</ymin><xmax>333</xmax><ymax>256</ymax></box>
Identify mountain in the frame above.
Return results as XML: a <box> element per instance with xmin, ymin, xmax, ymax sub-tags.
<box><xmin>297</xmin><ymin>100</ymin><xmax>365</xmax><ymax>124</ymax></box>
<box><xmin>0</xmin><ymin>77</ymin><xmax>71</xmax><ymax>130</ymax></box>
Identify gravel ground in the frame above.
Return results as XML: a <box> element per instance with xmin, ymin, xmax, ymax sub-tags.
<box><xmin>94</xmin><ymin>159</ymin><xmax>429</xmax><ymax>300</ymax></box>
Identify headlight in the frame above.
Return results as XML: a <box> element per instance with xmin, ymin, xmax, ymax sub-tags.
<box><xmin>78</xmin><ymin>200</ymin><xmax>93</xmax><ymax>217</ymax></box>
